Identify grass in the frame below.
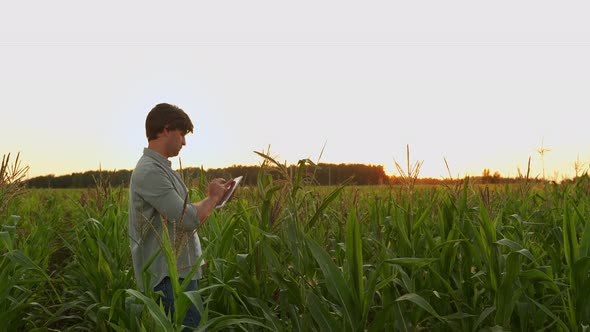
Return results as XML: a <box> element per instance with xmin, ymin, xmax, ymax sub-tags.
<box><xmin>1</xmin><ymin>151</ymin><xmax>590</xmax><ymax>330</ymax></box>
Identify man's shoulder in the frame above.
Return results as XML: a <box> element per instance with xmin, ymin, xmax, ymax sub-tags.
<box><xmin>131</xmin><ymin>156</ymin><xmax>167</xmax><ymax>182</ymax></box>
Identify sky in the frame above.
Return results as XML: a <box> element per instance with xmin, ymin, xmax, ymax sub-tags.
<box><xmin>1</xmin><ymin>1</ymin><xmax>589</xmax><ymax>181</ymax></box>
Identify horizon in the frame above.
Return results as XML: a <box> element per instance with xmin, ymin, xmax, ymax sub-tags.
<box><xmin>7</xmin><ymin>133</ymin><xmax>590</xmax><ymax>181</ymax></box>
<box><xmin>2</xmin><ymin>2</ymin><xmax>589</xmax><ymax>181</ymax></box>
<box><xmin>18</xmin><ymin>154</ymin><xmax>589</xmax><ymax>182</ymax></box>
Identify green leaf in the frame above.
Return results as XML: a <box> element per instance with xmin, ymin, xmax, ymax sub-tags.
<box><xmin>246</xmin><ymin>297</ymin><xmax>282</xmax><ymax>331</ymax></box>
<box><xmin>395</xmin><ymin>293</ymin><xmax>443</xmax><ymax>321</ymax></box>
<box><xmin>126</xmin><ymin>289</ymin><xmax>173</xmax><ymax>332</ymax></box>
<box><xmin>496</xmin><ymin>252</ymin><xmax>521</xmax><ymax>326</ymax></box>
<box><xmin>195</xmin><ymin>315</ymin><xmax>270</xmax><ymax>332</ymax></box>
<box><xmin>563</xmin><ymin>198</ymin><xmax>579</xmax><ymax>268</ymax></box>
<box><xmin>306</xmin><ymin>236</ymin><xmax>356</xmax><ymax>328</ymax></box>
<box><xmin>306</xmin><ymin>291</ymin><xmax>340</xmax><ymax>332</ymax></box>
<box><xmin>254</xmin><ymin>150</ymin><xmax>286</xmax><ymax>171</ymax></box>
<box><xmin>107</xmin><ymin>322</ymin><xmax>132</xmax><ymax>332</ymax></box>
<box><xmin>345</xmin><ymin>207</ymin><xmax>364</xmax><ymax>309</ymax></box>
<box><xmin>385</xmin><ymin>258</ymin><xmax>438</xmax><ymax>268</ymax></box>
<box><xmin>520</xmin><ymin>269</ymin><xmax>560</xmax><ymax>293</ymax></box>
<box><xmin>5</xmin><ymin>250</ymin><xmax>61</xmax><ymax>302</ymax></box>
<box><xmin>292</xmin><ymin>159</ymin><xmax>315</xmax><ymax>198</ymax></box>
<box><xmin>579</xmin><ymin>216</ymin><xmax>590</xmax><ymax>258</ymax></box>
<box><xmin>218</xmin><ymin>215</ymin><xmax>238</xmax><ymax>258</ymax></box>
<box><xmin>442</xmin><ymin>312</ymin><xmax>475</xmax><ymax>320</ymax></box>
<box><xmin>306</xmin><ymin>178</ymin><xmax>351</xmax><ymax>230</ymax></box>
<box><xmin>495</xmin><ymin>238</ymin><xmax>536</xmax><ymax>262</ymax></box>
<box><xmin>473</xmin><ymin>306</ymin><xmax>495</xmax><ymax>332</ymax></box>
<box><xmin>184</xmin><ymin>290</ymin><xmax>207</xmax><ymax>322</ymax></box>
<box><xmin>0</xmin><ymin>231</ymin><xmax>12</xmax><ymax>251</ymax></box>
<box><xmin>528</xmin><ymin>296</ymin><xmax>569</xmax><ymax>331</ymax></box>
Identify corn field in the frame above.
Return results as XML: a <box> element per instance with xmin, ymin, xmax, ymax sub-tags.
<box><xmin>2</xmin><ymin>153</ymin><xmax>590</xmax><ymax>331</ymax></box>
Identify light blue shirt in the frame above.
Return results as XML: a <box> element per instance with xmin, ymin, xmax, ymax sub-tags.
<box><xmin>128</xmin><ymin>148</ymin><xmax>203</xmax><ymax>290</ymax></box>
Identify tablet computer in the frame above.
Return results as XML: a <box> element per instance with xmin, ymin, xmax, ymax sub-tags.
<box><xmin>216</xmin><ymin>176</ymin><xmax>243</xmax><ymax>209</ymax></box>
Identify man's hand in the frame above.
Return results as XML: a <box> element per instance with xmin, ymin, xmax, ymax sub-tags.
<box><xmin>207</xmin><ymin>178</ymin><xmax>233</xmax><ymax>204</ymax></box>
<box><xmin>194</xmin><ymin>178</ymin><xmax>232</xmax><ymax>224</ymax></box>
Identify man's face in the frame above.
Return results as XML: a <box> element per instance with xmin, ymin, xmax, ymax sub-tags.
<box><xmin>165</xmin><ymin>128</ymin><xmax>187</xmax><ymax>158</ymax></box>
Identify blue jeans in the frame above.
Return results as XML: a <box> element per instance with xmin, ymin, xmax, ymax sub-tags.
<box><xmin>154</xmin><ymin>277</ymin><xmax>202</xmax><ymax>330</ymax></box>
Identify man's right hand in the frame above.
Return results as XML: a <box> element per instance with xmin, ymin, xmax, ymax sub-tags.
<box><xmin>208</xmin><ymin>178</ymin><xmax>230</xmax><ymax>205</ymax></box>
<box><xmin>194</xmin><ymin>178</ymin><xmax>228</xmax><ymax>224</ymax></box>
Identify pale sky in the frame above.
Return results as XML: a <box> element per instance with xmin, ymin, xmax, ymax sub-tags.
<box><xmin>1</xmin><ymin>1</ymin><xmax>589</xmax><ymax>180</ymax></box>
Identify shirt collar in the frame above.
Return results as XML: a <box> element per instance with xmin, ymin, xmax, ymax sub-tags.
<box><xmin>143</xmin><ymin>148</ymin><xmax>172</xmax><ymax>167</ymax></box>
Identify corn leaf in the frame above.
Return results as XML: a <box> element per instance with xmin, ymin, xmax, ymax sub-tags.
<box><xmin>395</xmin><ymin>293</ymin><xmax>443</xmax><ymax>321</ymax></box>
<box><xmin>306</xmin><ymin>236</ymin><xmax>356</xmax><ymax>329</ymax></box>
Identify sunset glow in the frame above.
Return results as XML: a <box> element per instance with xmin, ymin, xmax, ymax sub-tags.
<box><xmin>1</xmin><ymin>2</ymin><xmax>589</xmax><ymax>181</ymax></box>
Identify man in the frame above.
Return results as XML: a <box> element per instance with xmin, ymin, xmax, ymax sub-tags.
<box><xmin>128</xmin><ymin>103</ymin><xmax>230</xmax><ymax>328</ymax></box>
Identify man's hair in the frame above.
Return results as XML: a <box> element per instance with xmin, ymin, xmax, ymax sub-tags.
<box><xmin>145</xmin><ymin>103</ymin><xmax>194</xmax><ymax>141</ymax></box>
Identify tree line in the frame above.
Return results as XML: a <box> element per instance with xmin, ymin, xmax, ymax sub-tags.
<box><xmin>25</xmin><ymin>163</ymin><xmax>390</xmax><ymax>189</ymax></box>
<box><xmin>25</xmin><ymin>164</ymin><xmax>559</xmax><ymax>189</ymax></box>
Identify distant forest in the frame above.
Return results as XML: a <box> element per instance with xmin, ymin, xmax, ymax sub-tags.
<box><xmin>24</xmin><ymin>163</ymin><xmax>552</xmax><ymax>189</ymax></box>
<box><xmin>25</xmin><ymin>163</ymin><xmax>387</xmax><ymax>188</ymax></box>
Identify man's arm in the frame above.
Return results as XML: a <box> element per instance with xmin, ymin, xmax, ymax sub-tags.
<box><xmin>135</xmin><ymin>166</ymin><xmax>202</xmax><ymax>231</ymax></box>
<box><xmin>193</xmin><ymin>197</ymin><xmax>218</xmax><ymax>223</ymax></box>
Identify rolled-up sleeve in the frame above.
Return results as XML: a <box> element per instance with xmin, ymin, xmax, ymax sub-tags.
<box><xmin>135</xmin><ymin>166</ymin><xmax>199</xmax><ymax>231</ymax></box>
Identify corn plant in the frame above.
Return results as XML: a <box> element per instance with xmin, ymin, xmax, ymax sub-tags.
<box><xmin>3</xmin><ymin>150</ymin><xmax>590</xmax><ymax>331</ymax></box>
